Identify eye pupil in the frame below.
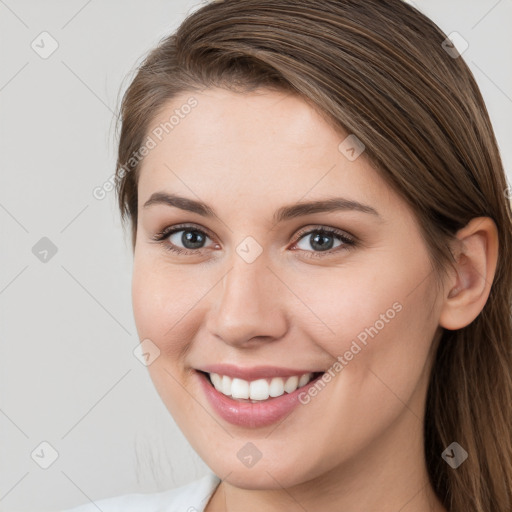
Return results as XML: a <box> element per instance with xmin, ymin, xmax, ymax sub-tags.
<box><xmin>182</xmin><ymin>230</ymin><xmax>205</xmax><ymax>249</ymax></box>
<box><xmin>310</xmin><ymin>232</ymin><xmax>334</xmax><ymax>251</ymax></box>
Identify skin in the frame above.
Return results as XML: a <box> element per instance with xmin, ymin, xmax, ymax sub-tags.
<box><xmin>132</xmin><ymin>87</ymin><xmax>498</xmax><ymax>512</ymax></box>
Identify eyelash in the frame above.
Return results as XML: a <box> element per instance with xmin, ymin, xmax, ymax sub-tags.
<box><xmin>150</xmin><ymin>223</ymin><xmax>356</xmax><ymax>259</ymax></box>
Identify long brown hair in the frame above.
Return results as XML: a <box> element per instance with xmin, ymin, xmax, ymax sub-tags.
<box><xmin>113</xmin><ymin>1</ymin><xmax>512</xmax><ymax>510</ymax></box>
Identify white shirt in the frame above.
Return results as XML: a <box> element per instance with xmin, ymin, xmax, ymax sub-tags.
<box><xmin>62</xmin><ymin>473</ymin><xmax>221</xmax><ymax>512</ymax></box>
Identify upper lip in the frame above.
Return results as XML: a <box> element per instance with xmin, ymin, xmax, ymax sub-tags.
<box><xmin>197</xmin><ymin>364</ymin><xmax>323</xmax><ymax>381</ymax></box>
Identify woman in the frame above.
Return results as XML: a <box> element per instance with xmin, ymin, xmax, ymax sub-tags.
<box><xmin>66</xmin><ymin>0</ymin><xmax>512</xmax><ymax>510</ymax></box>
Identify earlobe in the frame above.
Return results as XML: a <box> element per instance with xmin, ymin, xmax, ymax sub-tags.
<box><xmin>439</xmin><ymin>217</ymin><xmax>499</xmax><ymax>331</ymax></box>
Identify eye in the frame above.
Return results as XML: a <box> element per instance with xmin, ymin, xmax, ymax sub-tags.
<box><xmin>151</xmin><ymin>224</ymin><xmax>216</xmax><ymax>255</ymax></box>
<box><xmin>291</xmin><ymin>226</ymin><xmax>356</xmax><ymax>258</ymax></box>
<box><xmin>151</xmin><ymin>224</ymin><xmax>356</xmax><ymax>258</ymax></box>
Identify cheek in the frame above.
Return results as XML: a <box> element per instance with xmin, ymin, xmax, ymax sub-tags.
<box><xmin>285</xmin><ymin>264</ymin><xmax>438</xmax><ymax>462</ymax></box>
<box><xmin>287</xmin><ymin>264</ymin><xmax>400</xmax><ymax>351</ymax></box>
<box><xmin>131</xmin><ymin>260</ymin><xmax>200</xmax><ymax>421</ymax></box>
<box><xmin>131</xmin><ymin>257</ymin><xmax>202</xmax><ymax>355</ymax></box>
<box><xmin>293</xmin><ymin>253</ymin><xmax>437</xmax><ymax>395</ymax></box>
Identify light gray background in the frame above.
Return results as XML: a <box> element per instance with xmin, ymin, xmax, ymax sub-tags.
<box><xmin>0</xmin><ymin>1</ymin><xmax>510</xmax><ymax>511</ymax></box>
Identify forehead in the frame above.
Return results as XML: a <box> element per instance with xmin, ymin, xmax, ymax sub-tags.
<box><xmin>137</xmin><ymin>87</ymin><xmax>399</xmax><ymax>217</ymax></box>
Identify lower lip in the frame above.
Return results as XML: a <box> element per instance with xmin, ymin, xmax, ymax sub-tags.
<box><xmin>196</xmin><ymin>371</ymin><xmax>323</xmax><ymax>428</ymax></box>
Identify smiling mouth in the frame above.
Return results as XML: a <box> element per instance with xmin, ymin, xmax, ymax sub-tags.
<box><xmin>198</xmin><ymin>370</ymin><xmax>324</xmax><ymax>403</ymax></box>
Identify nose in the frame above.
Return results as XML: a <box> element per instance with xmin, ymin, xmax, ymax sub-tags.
<box><xmin>205</xmin><ymin>252</ymin><xmax>289</xmax><ymax>348</ymax></box>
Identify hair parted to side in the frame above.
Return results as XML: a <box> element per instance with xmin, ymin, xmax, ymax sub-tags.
<box><xmin>113</xmin><ymin>1</ymin><xmax>512</xmax><ymax>510</ymax></box>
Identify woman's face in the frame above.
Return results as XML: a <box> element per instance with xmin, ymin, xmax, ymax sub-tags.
<box><xmin>132</xmin><ymin>87</ymin><xmax>445</xmax><ymax>489</ymax></box>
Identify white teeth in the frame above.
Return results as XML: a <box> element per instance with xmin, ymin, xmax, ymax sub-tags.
<box><xmin>284</xmin><ymin>376</ymin><xmax>299</xmax><ymax>393</ymax></box>
<box><xmin>249</xmin><ymin>379</ymin><xmax>270</xmax><ymax>401</ymax></box>
<box><xmin>208</xmin><ymin>372</ymin><xmax>315</xmax><ymax>401</ymax></box>
<box><xmin>298</xmin><ymin>373</ymin><xmax>310</xmax><ymax>387</ymax></box>
<box><xmin>210</xmin><ymin>373</ymin><xmax>222</xmax><ymax>389</ymax></box>
<box><xmin>221</xmin><ymin>375</ymin><xmax>232</xmax><ymax>395</ymax></box>
<box><xmin>231</xmin><ymin>378</ymin><xmax>249</xmax><ymax>399</ymax></box>
<box><xmin>268</xmin><ymin>377</ymin><xmax>284</xmax><ymax>398</ymax></box>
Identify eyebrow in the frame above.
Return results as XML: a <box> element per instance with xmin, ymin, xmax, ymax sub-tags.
<box><xmin>143</xmin><ymin>192</ymin><xmax>380</xmax><ymax>223</ymax></box>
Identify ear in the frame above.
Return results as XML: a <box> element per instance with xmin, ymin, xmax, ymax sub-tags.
<box><xmin>439</xmin><ymin>217</ymin><xmax>499</xmax><ymax>331</ymax></box>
